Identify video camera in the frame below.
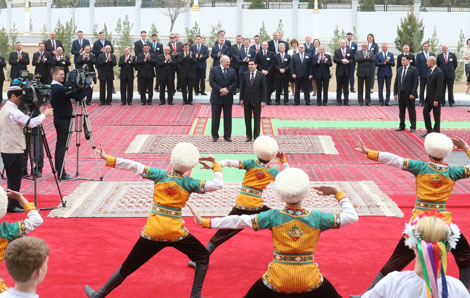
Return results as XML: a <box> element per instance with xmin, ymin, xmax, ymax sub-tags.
<box><xmin>65</xmin><ymin>65</ymin><xmax>97</xmax><ymax>95</ymax></box>
<box><xmin>12</xmin><ymin>70</ymin><xmax>51</xmax><ymax>113</ymax></box>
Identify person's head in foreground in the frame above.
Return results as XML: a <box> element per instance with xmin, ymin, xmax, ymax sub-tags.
<box><xmin>171</xmin><ymin>142</ymin><xmax>200</xmax><ymax>174</ymax></box>
<box><xmin>4</xmin><ymin>237</ymin><xmax>49</xmax><ymax>295</ymax></box>
<box><xmin>424</xmin><ymin>133</ymin><xmax>453</xmax><ymax>163</ymax></box>
<box><xmin>253</xmin><ymin>136</ymin><xmax>279</xmax><ymax>163</ymax></box>
<box><xmin>274</xmin><ymin>167</ymin><xmax>310</xmax><ymax>205</ymax></box>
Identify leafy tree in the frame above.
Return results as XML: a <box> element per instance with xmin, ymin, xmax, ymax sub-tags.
<box><xmin>0</xmin><ymin>28</ymin><xmax>10</xmax><ymax>59</ymax></box>
<box><xmin>164</xmin><ymin>0</ymin><xmax>189</xmax><ymax>32</ymax></box>
<box><xmin>40</xmin><ymin>24</ymin><xmax>48</xmax><ymax>41</ymax></box>
<box><xmin>428</xmin><ymin>26</ymin><xmax>440</xmax><ymax>54</ymax></box>
<box><xmin>93</xmin><ymin>23</ymin><xmax>112</xmax><ymax>42</ymax></box>
<box><xmin>55</xmin><ymin>18</ymin><xmax>77</xmax><ymax>54</ymax></box>
<box><xmin>455</xmin><ymin>29</ymin><xmax>465</xmax><ymax>81</ymax></box>
<box><xmin>209</xmin><ymin>21</ymin><xmax>222</xmax><ymax>47</ymax></box>
<box><xmin>259</xmin><ymin>21</ymin><xmax>270</xmax><ymax>43</ymax></box>
<box><xmin>185</xmin><ymin>21</ymin><xmax>201</xmax><ymax>42</ymax></box>
<box><xmin>249</xmin><ymin>0</ymin><xmax>265</xmax><ymax>9</ymax></box>
<box><xmin>115</xmin><ymin>15</ymin><xmax>133</xmax><ymax>55</ymax></box>
<box><xmin>8</xmin><ymin>24</ymin><xmax>18</xmax><ymax>54</ymax></box>
<box><xmin>394</xmin><ymin>12</ymin><xmax>424</xmax><ymax>53</ymax></box>
<box><xmin>329</xmin><ymin>26</ymin><xmax>347</xmax><ymax>52</ymax></box>
<box><xmin>361</xmin><ymin>0</ymin><xmax>375</xmax><ymax>11</ymax></box>
<box><xmin>149</xmin><ymin>23</ymin><xmax>159</xmax><ymax>37</ymax></box>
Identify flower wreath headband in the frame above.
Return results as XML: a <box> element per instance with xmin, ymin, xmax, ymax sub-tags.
<box><xmin>403</xmin><ymin>213</ymin><xmax>461</xmax><ymax>298</ymax></box>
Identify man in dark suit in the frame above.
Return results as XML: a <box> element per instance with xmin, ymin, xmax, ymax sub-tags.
<box><xmin>211</xmin><ymin>38</ymin><xmax>231</xmax><ymax>67</ymax></box>
<box><xmin>396</xmin><ymin>44</ymin><xmax>415</xmax><ymax>69</ymax></box>
<box><xmin>237</xmin><ymin>38</ymin><xmax>256</xmax><ymax>89</ymax></box>
<box><xmin>312</xmin><ymin>45</ymin><xmax>332</xmax><ymax>106</ymax></box>
<box><xmin>273</xmin><ymin>43</ymin><xmax>291</xmax><ymax>105</ymax></box>
<box><xmin>216</xmin><ymin>30</ymin><xmax>231</xmax><ymax>48</ymax></box>
<box><xmin>355</xmin><ymin>42</ymin><xmax>376</xmax><ymax>106</ymax></box>
<box><xmin>157</xmin><ymin>46</ymin><xmax>176</xmax><ymax>105</ymax></box>
<box><xmin>394</xmin><ymin>56</ymin><xmax>419</xmax><ymax>132</ymax></box>
<box><xmin>52</xmin><ymin>47</ymin><xmax>71</xmax><ymax>75</ymax></box>
<box><xmin>134</xmin><ymin>31</ymin><xmax>150</xmax><ymax>56</ymax></box>
<box><xmin>240</xmin><ymin>60</ymin><xmax>267</xmax><ymax>142</ymax></box>
<box><xmin>209</xmin><ymin>55</ymin><xmax>237</xmax><ymax>142</ymax></box>
<box><xmin>0</xmin><ymin>55</ymin><xmax>5</xmax><ymax>104</ymax></box>
<box><xmin>92</xmin><ymin>31</ymin><xmax>114</xmax><ymax>59</ymax></box>
<box><xmin>230</xmin><ymin>35</ymin><xmax>243</xmax><ymax>86</ymax></box>
<box><xmin>32</xmin><ymin>42</ymin><xmax>52</xmax><ymax>84</ymax></box>
<box><xmin>256</xmin><ymin>41</ymin><xmax>274</xmax><ymax>105</ymax></box>
<box><xmin>268</xmin><ymin>32</ymin><xmax>289</xmax><ymax>54</ymax></box>
<box><xmin>415</xmin><ymin>42</ymin><xmax>435</xmax><ymax>107</ymax></box>
<box><xmin>118</xmin><ymin>47</ymin><xmax>135</xmax><ymax>105</ymax></box>
<box><xmin>304</xmin><ymin>35</ymin><xmax>314</xmax><ymax>54</ymax></box>
<box><xmin>191</xmin><ymin>36</ymin><xmax>209</xmax><ymax>95</ymax></box>
<box><xmin>149</xmin><ymin>33</ymin><xmax>163</xmax><ymax>92</ymax></box>
<box><xmin>136</xmin><ymin>44</ymin><xmax>156</xmax><ymax>105</ymax></box>
<box><xmin>346</xmin><ymin>32</ymin><xmax>358</xmax><ymax>92</ymax></box>
<box><xmin>168</xmin><ymin>33</ymin><xmax>183</xmax><ymax>56</ymax></box>
<box><xmin>44</xmin><ymin>31</ymin><xmax>63</xmax><ymax>56</ymax></box>
<box><xmin>9</xmin><ymin>42</ymin><xmax>30</xmax><ymax>80</ymax></box>
<box><xmin>334</xmin><ymin>40</ymin><xmax>353</xmax><ymax>106</ymax></box>
<box><xmin>437</xmin><ymin>44</ymin><xmax>458</xmax><ymax>107</ymax></box>
<box><xmin>376</xmin><ymin>43</ymin><xmax>395</xmax><ymax>106</ymax></box>
<box><xmin>97</xmin><ymin>45</ymin><xmax>116</xmax><ymax>105</ymax></box>
<box><xmin>290</xmin><ymin>44</ymin><xmax>312</xmax><ymax>105</ymax></box>
<box><xmin>250</xmin><ymin>35</ymin><xmax>261</xmax><ymax>54</ymax></box>
<box><xmin>71</xmin><ymin>30</ymin><xmax>90</xmax><ymax>65</ymax></box>
<box><xmin>177</xmin><ymin>44</ymin><xmax>196</xmax><ymax>105</ymax></box>
<box><xmin>76</xmin><ymin>45</ymin><xmax>96</xmax><ymax>105</ymax></box>
<box><xmin>423</xmin><ymin>56</ymin><xmax>443</xmax><ymax>135</ymax></box>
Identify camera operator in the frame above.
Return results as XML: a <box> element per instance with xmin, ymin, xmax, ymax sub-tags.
<box><xmin>0</xmin><ymin>86</ymin><xmax>53</xmax><ymax>212</ymax></box>
<box><xmin>50</xmin><ymin>66</ymin><xmax>92</xmax><ymax>180</ymax></box>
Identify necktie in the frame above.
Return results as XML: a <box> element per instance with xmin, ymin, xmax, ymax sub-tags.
<box><xmin>347</xmin><ymin>41</ymin><xmax>350</xmax><ymax>49</ymax></box>
<box><xmin>425</xmin><ymin>52</ymin><xmax>429</xmax><ymax>60</ymax></box>
<box><xmin>223</xmin><ymin>68</ymin><xmax>227</xmax><ymax>78</ymax></box>
<box><xmin>445</xmin><ymin>54</ymin><xmax>448</xmax><ymax>63</ymax></box>
<box><xmin>197</xmin><ymin>45</ymin><xmax>200</xmax><ymax>52</ymax></box>
<box><xmin>40</xmin><ymin>52</ymin><xmax>43</xmax><ymax>56</ymax></box>
<box><xmin>263</xmin><ymin>50</ymin><xmax>266</xmax><ymax>57</ymax></box>
<box><xmin>342</xmin><ymin>49</ymin><xmax>345</xmax><ymax>58</ymax></box>
<box><xmin>250</xmin><ymin>72</ymin><xmax>254</xmax><ymax>85</ymax></box>
<box><xmin>59</xmin><ymin>56</ymin><xmax>62</xmax><ymax>60</ymax></box>
<box><xmin>52</xmin><ymin>40</ymin><xmax>56</xmax><ymax>50</ymax></box>
<box><xmin>281</xmin><ymin>53</ymin><xmax>284</xmax><ymax>61</ymax></box>
<box><xmin>101</xmin><ymin>40</ymin><xmax>104</xmax><ymax>47</ymax></box>
<box><xmin>173</xmin><ymin>44</ymin><xmax>177</xmax><ymax>54</ymax></box>
<box><xmin>154</xmin><ymin>43</ymin><xmax>156</xmax><ymax>52</ymax></box>
<box><xmin>219</xmin><ymin>45</ymin><xmax>222</xmax><ymax>51</ymax></box>
<box><xmin>300</xmin><ymin>53</ymin><xmax>304</xmax><ymax>63</ymax></box>
<box><xmin>245</xmin><ymin>48</ymin><xmax>248</xmax><ymax>56</ymax></box>
<box><xmin>275</xmin><ymin>41</ymin><xmax>278</xmax><ymax>52</ymax></box>
<box><xmin>17</xmin><ymin>51</ymin><xmax>20</xmax><ymax>56</ymax></box>
<box><xmin>364</xmin><ymin>51</ymin><xmax>366</xmax><ymax>56</ymax></box>
<box><xmin>401</xmin><ymin>67</ymin><xmax>407</xmax><ymax>85</ymax></box>
<box><xmin>79</xmin><ymin>39</ymin><xmax>82</xmax><ymax>47</ymax></box>
<box><xmin>321</xmin><ymin>54</ymin><xmax>324</xmax><ymax>64</ymax></box>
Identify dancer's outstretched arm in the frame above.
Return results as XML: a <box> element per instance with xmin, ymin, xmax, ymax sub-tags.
<box><xmin>218</xmin><ymin>151</ymin><xmax>289</xmax><ymax>169</ymax></box>
<box><xmin>356</xmin><ymin>135</ymin><xmax>405</xmax><ymax>169</ymax></box>
<box><xmin>452</xmin><ymin>137</ymin><xmax>470</xmax><ymax>160</ymax></box>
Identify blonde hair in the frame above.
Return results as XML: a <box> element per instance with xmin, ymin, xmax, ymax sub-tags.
<box><xmin>417</xmin><ymin>216</ymin><xmax>448</xmax><ymax>243</ymax></box>
<box><xmin>5</xmin><ymin>237</ymin><xmax>49</xmax><ymax>282</ymax></box>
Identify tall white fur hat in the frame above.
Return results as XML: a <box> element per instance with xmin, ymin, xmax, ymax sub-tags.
<box><xmin>424</xmin><ymin>133</ymin><xmax>453</xmax><ymax>159</ymax></box>
<box><xmin>171</xmin><ymin>142</ymin><xmax>200</xmax><ymax>173</ymax></box>
<box><xmin>253</xmin><ymin>136</ymin><xmax>279</xmax><ymax>162</ymax></box>
<box><xmin>274</xmin><ymin>168</ymin><xmax>310</xmax><ymax>204</ymax></box>
<box><xmin>0</xmin><ymin>186</ymin><xmax>8</xmax><ymax>219</ymax></box>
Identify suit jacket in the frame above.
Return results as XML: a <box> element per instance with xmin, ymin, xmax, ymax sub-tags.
<box><xmin>51</xmin><ymin>83</ymin><xmax>89</xmax><ymax>119</ymax></box>
<box><xmin>273</xmin><ymin>53</ymin><xmax>291</xmax><ymax>79</ymax></box>
<box><xmin>149</xmin><ymin>42</ymin><xmax>164</xmax><ymax>56</ymax></box>
<box><xmin>136</xmin><ymin>52</ymin><xmax>156</xmax><ymax>79</ymax></box>
<box><xmin>76</xmin><ymin>53</ymin><xmax>96</xmax><ymax>72</ymax></box>
<box><xmin>376</xmin><ymin>51</ymin><xmax>395</xmax><ymax>78</ymax></box>
<box><xmin>437</xmin><ymin>52</ymin><xmax>458</xmax><ymax>80</ymax></box>
<box><xmin>44</xmin><ymin>39</ymin><xmax>64</xmax><ymax>54</ymax></box>
<box><xmin>92</xmin><ymin>39</ymin><xmax>114</xmax><ymax>59</ymax></box>
<box><xmin>52</xmin><ymin>55</ymin><xmax>71</xmax><ymax>74</ymax></box>
<box><xmin>312</xmin><ymin>53</ymin><xmax>332</xmax><ymax>80</ymax></box>
<box><xmin>118</xmin><ymin>55</ymin><xmax>135</xmax><ymax>80</ymax></box>
<box><xmin>177</xmin><ymin>52</ymin><xmax>196</xmax><ymax>79</ymax></box>
<box><xmin>134</xmin><ymin>40</ymin><xmax>151</xmax><ymax>56</ymax></box>
<box><xmin>156</xmin><ymin>54</ymin><xmax>176</xmax><ymax>81</ymax></box>
<box><xmin>237</xmin><ymin>47</ymin><xmax>257</xmax><ymax>74</ymax></box>
<box><xmin>209</xmin><ymin>66</ymin><xmax>237</xmax><ymax>104</ymax></box>
<box><xmin>268</xmin><ymin>40</ymin><xmax>289</xmax><ymax>53</ymax></box>
<box><xmin>304</xmin><ymin>43</ymin><xmax>314</xmax><ymax>54</ymax></box>
<box><xmin>230</xmin><ymin>43</ymin><xmax>242</xmax><ymax>69</ymax></box>
<box><xmin>355</xmin><ymin>50</ymin><xmax>376</xmax><ymax>78</ymax></box>
<box><xmin>425</xmin><ymin>66</ymin><xmax>444</xmax><ymax>104</ymax></box>
<box><xmin>0</xmin><ymin>56</ymin><xmax>6</xmax><ymax>81</ymax></box>
<box><xmin>334</xmin><ymin>48</ymin><xmax>353</xmax><ymax>77</ymax></box>
<box><xmin>394</xmin><ymin>65</ymin><xmax>418</xmax><ymax>100</ymax></box>
<box><xmin>32</xmin><ymin>52</ymin><xmax>52</xmax><ymax>82</ymax></box>
<box><xmin>256</xmin><ymin>50</ymin><xmax>274</xmax><ymax>73</ymax></box>
<box><xmin>396</xmin><ymin>53</ymin><xmax>416</xmax><ymax>69</ymax></box>
<box><xmin>415</xmin><ymin>52</ymin><xmax>435</xmax><ymax>78</ymax></box>
<box><xmin>213</xmin><ymin>39</ymin><xmax>231</xmax><ymax>48</ymax></box>
<box><xmin>71</xmin><ymin>39</ymin><xmax>91</xmax><ymax>64</ymax></box>
<box><xmin>211</xmin><ymin>44</ymin><xmax>231</xmax><ymax>67</ymax></box>
<box><xmin>190</xmin><ymin>44</ymin><xmax>209</xmax><ymax>69</ymax></box>
<box><xmin>97</xmin><ymin>53</ymin><xmax>117</xmax><ymax>80</ymax></box>
<box><xmin>168</xmin><ymin>42</ymin><xmax>184</xmax><ymax>55</ymax></box>
<box><xmin>250</xmin><ymin>44</ymin><xmax>261</xmax><ymax>54</ymax></box>
<box><xmin>368</xmin><ymin>43</ymin><xmax>379</xmax><ymax>57</ymax></box>
<box><xmin>290</xmin><ymin>52</ymin><xmax>313</xmax><ymax>79</ymax></box>
<box><xmin>239</xmin><ymin>70</ymin><xmax>267</xmax><ymax>106</ymax></box>
<box><xmin>9</xmin><ymin>51</ymin><xmax>30</xmax><ymax>79</ymax></box>
<box><xmin>346</xmin><ymin>41</ymin><xmax>358</xmax><ymax>61</ymax></box>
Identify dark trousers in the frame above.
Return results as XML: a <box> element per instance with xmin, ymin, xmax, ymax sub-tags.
<box><xmin>349</xmin><ymin>61</ymin><xmax>356</xmax><ymax>90</ymax></box>
<box><xmin>180</xmin><ymin>77</ymin><xmax>193</xmax><ymax>103</ymax></box>
<box><xmin>24</xmin><ymin>126</ymin><xmax>44</xmax><ymax>174</ymax></box>
<box><xmin>159</xmin><ymin>79</ymin><xmax>175</xmax><ymax>104</ymax></box>
<box><xmin>423</xmin><ymin>101</ymin><xmax>441</xmax><ymax>133</ymax></box>
<box><xmin>244</xmin><ymin>277</ymin><xmax>341</xmax><ymax>298</ymax></box>
<box><xmin>380</xmin><ymin>234</ymin><xmax>470</xmax><ymax>276</ymax></box>
<box><xmin>276</xmin><ymin>78</ymin><xmax>289</xmax><ymax>104</ymax></box>
<box><xmin>357</xmin><ymin>76</ymin><xmax>371</xmax><ymax>105</ymax></box>
<box><xmin>336</xmin><ymin>75</ymin><xmax>349</xmax><ymax>104</ymax></box>
<box><xmin>1</xmin><ymin>153</ymin><xmax>24</xmax><ymax>209</ymax></box>
<box><xmin>120</xmin><ymin>235</ymin><xmax>209</xmax><ymax>278</ymax></box>
<box><xmin>266</xmin><ymin>74</ymin><xmax>274</xmax><ymax>104</ymax></box>
<box><xmin>0</xmin><ymin>80</ymin><xmax>3</xmax><ymax>103</ymax></box>
<box><xmin>378</xmin><ymin>76</ymin><xmax>392</xmax><ymax>104</ymax></box>
<box><xmin>85</xmin><ymin>87</ymin><xmax>93</xmax><ymax>104</ymax></box>
<box><xmin>211</xmin><ymin>103</ymin><xmax>232</xmax><ymax>139</ymax></box>
<box><xmin>243</xmin><ymin>103</ymin><xmax>262</xmax><ymax>139</ymax></box>
<box><xmin>99</xmin><ymin>79</ymin><xmax>113</xmax><ymax>104</ymax></box>
<box><xmin>294</xmin><ymin>77</ymin><xmax>310</xmax><ymax>105</ymax></box>
<box><xmin>315</xmin><ymin>78</ymin><xmax>329</xmax><ymax>105</ymax></box>
<box><xmin>120</xmin><ymin>78</ymin><xmax>133</xmax><ymax>104</ymax></box>
<box><xmin>442</xmin><ymin>77</ymin><xmax>455</xmax><ymax>106</ymax></box>
<box><xmin>370</xmin><ymin>65</ymin><xmax>376</xmax><ymax>89</ymax></box>
<box><xmin>398</xmin><ymin>93</ymin><xmax>417</xmax><ymax>130</ymax></box>
<box><xmin>54</xmin><ymin>118</ymin><xmax>71</xmax><ymax>176</ymax></box>
<box><xmin>210</xmin><ymin>206</ymin><xmax>270</xmax><ymax>248</ymax></box>
<box><xmin>419</xmin><ymin>77</ymin><xmax>427</xmax><ymax>104</ymax></box>
<box><xmin>139</xmin><ymin>77</ymin><xmax>153</xmax><ymax>103</ymax></box>
<box><xmin>194</xmin><ymin>68</ymin><xmax>206</xmax><ymax>93</ymax></box>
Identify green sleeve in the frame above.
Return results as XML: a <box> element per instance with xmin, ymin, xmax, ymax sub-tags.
<box><xmin>183</xmin><ymin>177</ymin><xmax>207</xmax><ymax>194</ymax></box>
<box><xmin>403</xmin><ymin>159</ymin><xmax>424</xmax><ymax>176</ymax></box>
<box><xmin>146</xmin><ymin>168</ymin><xmax>167</xmax><ymax>182</ymax></box>
<box><xmin>268</xmin><ymin>167</ymin><xmax>281</xmax><ymax>177</ymax></box>
<box><xmin>252</xmin><ymin>209</ymin><xmax>275</xmax><ymax>231</ymax></box>
<box><xmin>0</xmin><ymin>221</ymin><xmax>23</xmax><ymax>241</ymax></box>
<box><xmin>448</xmin><ymin>165</ymin><xmax>470</xmax><ymax>181</ymax></box>
<box><xmin>241</xmin><ymin>160</ymin><xmax>256</xmax><ymax>170</ymax></box>
<box><xmin>311</xmin><ymin>211</ymin><xmax>338</xmax><ymax>232</ymax></box>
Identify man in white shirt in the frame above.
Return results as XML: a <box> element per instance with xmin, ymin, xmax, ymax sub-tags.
<box><xmin>0</xmin><ymin>86</ymin><xmax>53</xmax><ymax>212</ymax></box>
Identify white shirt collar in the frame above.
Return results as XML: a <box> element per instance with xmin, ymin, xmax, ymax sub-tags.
<box><xmin>6</xmin><ymin>100</ymin><xmax>18</xmax><ymax>108</ymax></box>
<box><xmin>250</xmin><ymin>69</ymin><xmax>257</xmax><ymax>76</ymax></box>
<box><xmin>431</xmin><ymin>65</ymin><xmax>437</xmax><ymax>71</ymax></box>
<box><xmin>51</xmin><ymin>80</ymin><xmax>62</xmax><ymax>86</ymax></box>
<box><xmin>220</xmin><ymin>65</ymin><xmax>225</xmax><ymax>72</ymax></box>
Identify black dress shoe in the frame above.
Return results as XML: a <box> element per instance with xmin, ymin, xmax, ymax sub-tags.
<box><xmin>183</xmin><ymin>102</ymin><xmax>188</xmax><ymax>105</ymax></box>
<box><xmin>168</xmin><ymin>102</ymin><xmax>174</xmax><ymax>105</ymax></box>
<box><xmin>359</xmin><ymin>103</ymin><xmax>363</xmax><ymax>106</ymax></box>
<box><xmin>366</xmin><ymin>103</ymin><xmax>371</xmax><ymax>106</ymax></box>
<box><xmin>323</xmin><ymin>103</ymin><xmax>328</xmax><ymax>106</ymax></box>
<box><xmin>141</xmin><ymin>102</ymin><xmax>146</xmax><ymax>106</ymax></box>
<box><xmin>86</xmin><ymin>102</ymin><xmax>92</xmax><ymax>106</ymax></box>
<box><xmin>159</xmin><ymin>102</ymin><xmax>165</xmax><ymax>105</ymax></box>
<box><xmin>284</xmin><ymin>102</ymin><xmax>289</xmax><ymax>106</ymax></box>
<box><xmin>60</xmin><ymin>173</ymin><xmax>72</xmax><ymax>180</ymax></box>
<box><xmin>147</xmin><ymin>102</ymin><xmax>153</xmax><ymax>106</ymax></box>
<box><xmin>195</xmin><ymin>92</ymin><xmax>199</xmax><ymax>95</ymax></box>
<box><xmin>224</xmin><ymin>137</ymin><xmax>232</xmax><ymax>142</ymax></box>
<box><xmin>316</xmin><ymin>103</ymin><xmax>321</xmax><ymax>106</ymax></box>
<box><xmin>127</xmin><ymin>103</ymin><xmax>132</xmax><ymax>105</ymax></box>
<box><xmin>410</xmin><ymin>129</ymin><xmax>416</xmax><ymax>133</ymax></box>
<box><xmin>306</xmin><ymin>102</ymin><xmax>311</xmax><ymax>106</ymax></box>
<box><xmin>188</xmin><ymin>102</ymin><xmax>193</xmax><ymax>105</ymax></box>
<box><xmin>7</xmin><ymin>206</ymin><xmax>25</xmax><ymax>213</ymax></box>
<box><xmin>120</xmin><ymin>103</ymin><xmax>126</xmax><ymax>106</ymax></box>
<box><xmin>107</xmin><ymin>103</ymin><xmax>112</xmax><ymax>106</ymax></box>
<box><xmin>385</xmin><ymin>103</ymin><xmax>391</xmax><ymax>106</ymax></box>
<box><xmin>395</xmin><ymin>128</ymin><xmax>405</xmax><ymax>131</ymax></box>
<box><xmin>350</xmin><ymin>89</ymin><xmax>356</xmax><ymax>93</ymax></box>
<box><xmin>380</xmin><ymin>103</ymin><xmax>384</xmax><ymax>106</ymax></box>
<box><xmin>450</xmin><ymin>104</ymin><xmax>454</xmax><ymax>107</ymax></box>
<box><xmin>345</xmin><ymin>103</ymin><xmax>351</xmax><ymax>106</ymax></box>
<box><xmin>99</xmin><ymin>103</ymin><xmax>106</xmax><ymax>106</ymax></box>
<box><xmin>212</xmin><ymin>137</ymin><xmax>218</xmax><ymax>142</ymax></box>
<box><xmin>245</xmin><ymin>137</ymin><xmax>252</xmax><ymax>142</ymax></box>
<box><xmin>337</xmin><ymin>103</ymin><xmax>342</xmax><ymax>106</ymax></box>
<box><xmin>201</xmin><ymin>92</ymin><xmax>207</xmax><ymax>95</ymax></box>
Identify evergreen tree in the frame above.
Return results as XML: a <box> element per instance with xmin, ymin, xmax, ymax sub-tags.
<box><xmin>55</xmin><ymin>18</ymin><xmax>76</xmax><ymax>54</ymax></box>
<box><xmin>149</xmin><ymin>23</ymin><xmax>159</xmax><ymax>38</ymax></box>
<box><xmin>209</xmin><ymin>21</ymin><xmax>222</xmax><ymax>47</ymax></box>
<box><xmin>185</xmin><ymin>21</ymin><xmax>201</xmax><ymax>42</ymax></box>
<box><xmin>40</xmin><ymin>24</ymin><xmax>48</xmax><ymax>41</ymax></box>
<box><xmin>329</xmin><ymin>26</ymin><xmax>347</xmax><ymax>52</ymax></box>
<box><xmin>259</xmin><ymin>21</ymin><xmax>270</xmax><ymax>43</ymax></box>
<box><xmin>115</xmin><ymin>15</ymin><xmax>133</xmax><ymax>55</ymax></box>
<box><xmin>394</xmin><ymin>12</ymin><xmax>424</xmax><ymax>53</ymax></box>
<box><xmin>361</xmin><ymin>0</ymin><xmax>375</xmax><ymax>11</ymax></box>
<box><xmin>249</xmin><ymin>0</ymin><xmax>265</xmax><ymax>9</ymax></box>
<box><xmin>0</xmin><ymin>28</ymin><xmax>10</xmax><ymax>59</ymax></box>
<box><xmin>455</xmin><ymin>29</ymin><xmax>465</xmax><ymax>81</ymax></box>
<box><xmin>428</xmin><ymin>26</ymin><xmax>440</xmax><ymax>54</ymax></box>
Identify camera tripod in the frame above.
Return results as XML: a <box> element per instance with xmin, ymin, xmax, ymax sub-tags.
<box><xmin>59</xmin><ymin>99</ymin><xmax>103</xmax><ymax>181</ymax></box>
<box><xmin>24</xmin><ymin>111</ymin><xmax>66</xmax><ymax>210</ymax></box>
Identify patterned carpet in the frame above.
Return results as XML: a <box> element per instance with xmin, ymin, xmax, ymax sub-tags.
<box><xmin>48</xmin><ymin>181</ymin><xmax>403</xmax><ymax>218</ymax></box>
